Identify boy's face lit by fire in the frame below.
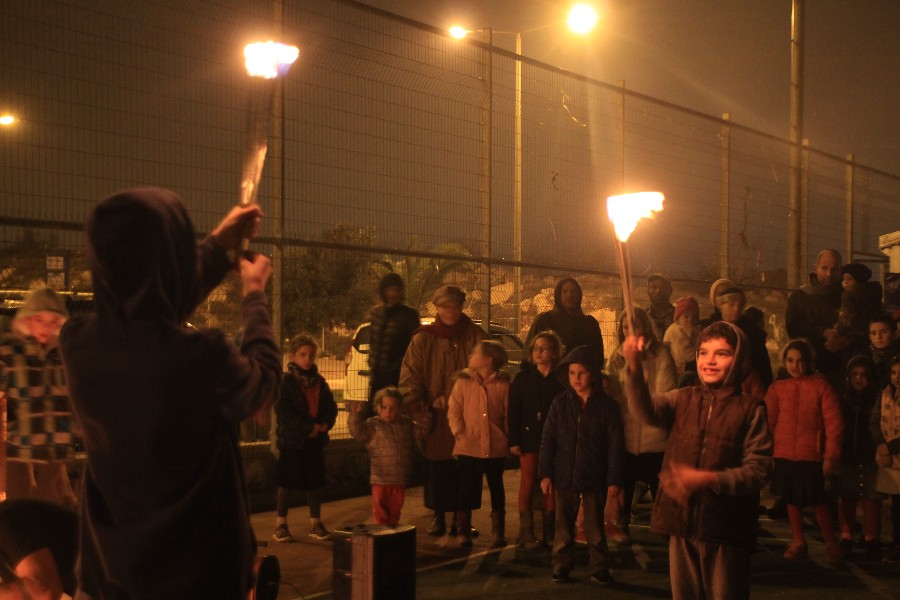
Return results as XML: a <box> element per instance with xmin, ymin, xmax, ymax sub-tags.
<box><xmin>696</xmin><ymin>337</ymin><xmax>735</xmax><ymax>386</ymax></box>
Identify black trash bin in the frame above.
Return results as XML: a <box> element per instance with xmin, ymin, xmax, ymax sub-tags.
<box><xmin>332</xmin><ymin>524</ymin><xmax>416</xmax><ymax>600</ymax></box>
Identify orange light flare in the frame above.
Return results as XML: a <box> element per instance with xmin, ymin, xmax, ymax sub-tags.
<box><xmin>606</xmin><ymin>192</ymin><xmax>665</xmax><ymax>337</ymax></box>
<box><xmin>243</xmin><ymin>41</ymin><xmax>299</xmax><ymax>79</ymax></box>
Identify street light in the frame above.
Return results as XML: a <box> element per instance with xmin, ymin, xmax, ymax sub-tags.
<box><xmin>0</xmin><ymin>115</ymin><xmax>15</xmax><ymax>126</ymax></box>
<box><xmin>451</xmin><ymin>4</ymin><xmax>599</xmax><ymax>336</ymax></box>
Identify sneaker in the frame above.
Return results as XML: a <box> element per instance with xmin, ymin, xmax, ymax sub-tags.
<box><xmin>427</xmin><ymin>516</ymin><xmax>446</xmax><ymax>537</ymax></box>
<box><xmin>551</xmin><ymin>569</ymin><xmax>571</xmax><ymax>583</ymax></box>
<box><xmin>272</xmin><ymin>524</ymin><xmax>293</xmax><ymax>543</ymax></box>
<box><xmin>590</xmin><ymin>570</ymin><xmax>615</xmax><ymax>586</ymax></box>
<box><xmin>308</xmin><ymin>522</ymin><xmax>332</xmax><ymax>540</ymax></box>
<box><xmin>882</xmin><ymin>544</ymin><xmax>900</xmax><ymax>563</ymax></box>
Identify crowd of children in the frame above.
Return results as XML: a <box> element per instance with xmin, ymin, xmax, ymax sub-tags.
<box><xmin>266</xmin><ymin>264</ymin><xmax>900</xmax><ymax>595</ymax></box>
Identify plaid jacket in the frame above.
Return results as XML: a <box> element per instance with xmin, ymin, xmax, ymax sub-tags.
<box><xmin>0</xmin><ymin>334</ymin><xmax>75</xmax><ymax>461</ymax></box>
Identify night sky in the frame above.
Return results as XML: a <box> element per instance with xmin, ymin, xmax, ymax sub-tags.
<box><xmin>359</xmin><ymin>0</ymin><xmax>900</xmax><ymax>175</ymax></box>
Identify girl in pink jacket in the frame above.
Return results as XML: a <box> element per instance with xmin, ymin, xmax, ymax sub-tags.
<box><xmin>764</xmin><ymin>339</ymin><xmax>844</xmax><ymax>565</ymax></box>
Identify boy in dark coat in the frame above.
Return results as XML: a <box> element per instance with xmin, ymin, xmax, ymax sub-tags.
<box><xmin>624</xmin><ymin>321</ymin><xmax>773</xmax><ymax>600</ymax></box>
<box><xmin>538</xmin><ymin>345</ymin><xmax>625</xmax><ymax>585</ymax></box>
<box><xmin>526</xmin><ymin>278</ymin><xmax>603</xmax><ymax>360</ymax></box>
<box><xmin>367</xmin><ymin>273</ymin><xmax>420</xmax><ymax>404</ymax></box>
<box><xmin>60</xmin><ymin>188</ymin><xmax>281</xmax><ymax>600</ymax></box>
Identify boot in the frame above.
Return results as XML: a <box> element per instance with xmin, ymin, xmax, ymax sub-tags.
<box><xmin>491</xmin><ymin>510</ymin><xmax>506</xmax><ymax>547</ymax></box>
<box><xmin>542</xmin><ymin>510</ymin><xmax>556</xmax><ymax>550</ymax></box>
<box><xmin>518</xmin><ymin>510</ymin><xmax>539</xmax><ymax>548</ymax></box>
<box><xmin>456</xmin><ymin>510</ymin><xmax>473</xmax><ymax>547</ymax></box>
<box><xmin>427</xmin><ymin>512</ymin><xmax>446</xmax><ymax>537</ymax></box>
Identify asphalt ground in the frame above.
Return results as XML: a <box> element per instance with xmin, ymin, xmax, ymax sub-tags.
<box><xmin>250</xmin><ymin>470</ymin><xmax>900</xmax><ymax>600</ymax></box>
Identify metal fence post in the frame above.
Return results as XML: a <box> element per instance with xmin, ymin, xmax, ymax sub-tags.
<box><xmin>720</xmin><ymin>113</ymin><xmax>730</xmax><ymax>279</ymax></box>
<box><xmin>845</xmin><ymin>153</ymin><xmax>854</xmax><ymax>262</ymax></box>
<box><xmin>481</xmin><ymin>28</ymin><xmax>493</xmax><ymax>328</ymax></box>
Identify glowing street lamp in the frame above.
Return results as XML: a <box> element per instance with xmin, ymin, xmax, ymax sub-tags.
<box><xmin>0</xmin><ymin>115</ymin><xmax>15</xmax><ymax>126</ymax></box>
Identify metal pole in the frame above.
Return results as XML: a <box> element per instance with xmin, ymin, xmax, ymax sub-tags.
<box><xmin>720</xmin><ymin>113</ymin><xmax>731</xmax><ymax>279</ymax></box>
<box><xmin>788</xmin><ymin>0</ymin><xmax>805</xmax><ymax>288</ymax></box>
<box><xmin>845</xmin><ymin>153</ymin><xmax>854</xmax><ymax>262</ymax></box>
<box><xmin>800</xmin><ymin>138</ymin><xmax>809</xmax><ymax>271</ymax></box>
<box><xmin>481</xmin><ymin>28</ymin><xmax>493</xmax><ymax>329</ymax></box>
<box><xmin>513</xmin><ymin>32</ymin><xmax>523</xmax><ymax>337</ymax></box>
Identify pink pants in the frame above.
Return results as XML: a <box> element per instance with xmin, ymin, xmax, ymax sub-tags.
<box><xmin>519</xmin><ymin>452</ymin><xmax>555</xmax><ymax>512</ymax></box>
<box><xmin>372</xmin><ymin>484</ymin><xmax>406</xmax><ymax>525</ymax></box>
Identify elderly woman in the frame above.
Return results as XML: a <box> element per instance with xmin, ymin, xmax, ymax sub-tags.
<box><xmin>1</xmin><ymin>287</ymin><xmax>77</xmax><ymax>507</ymax></box>
<box><xmin>399</xmin><ymin>285</ymin><xmax>487</xmax><ymax>537</ymax></box>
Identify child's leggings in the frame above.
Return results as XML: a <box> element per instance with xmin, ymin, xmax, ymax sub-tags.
<box><xmin>372</xmin><ymin>484</ymin><xmax>406</xmax><ymax>525</ymax></box>
<box><xmin>277</xmin><ymin>487</ymin><xmax>323</xmax><ymax>519</ymax></box>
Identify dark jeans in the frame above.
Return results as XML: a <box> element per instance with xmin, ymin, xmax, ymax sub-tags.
<box><xmin>456</xmin><ymin>455</ymin><xmax>505</xmax><ymax>511</ymax></box>
<box><xmin>277</xmin><ymin>487</ymin><xmax>323</xmax><ymax>519</ymax></box>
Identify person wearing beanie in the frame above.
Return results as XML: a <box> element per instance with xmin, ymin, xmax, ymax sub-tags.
<box><xmin>664</xmin><ymin>296</ymin><xmax>700</xmax><ymax>376</ymax></box>
<box><xmin>526</xmin><ymin>278</ymin><xmax>603</xmax><ymax>360</ymax></box>
<box><xmin>716</xmin><ymin>287</ymin><xmax>774</xmax><ymax>391</ymax></box>
<box><xmin>1</xmin><ymin>287</ymin><xmax>77</xmax><ymax>507</ymax></box>
<box><xmin>645</xmin><ymin>274</ymin><xmax>675</xmax><ymax>339</ymax></box>
<box><xmin>399</xmin><ymin>285</ymin><xmax>487</xmax><ymax>537</ymax></box>
<box><xmin>366</xmin><ymin>273</ymin><xmax>420</xmax><ymax>405</ymax></box>
<box><xmin>700</xmin><ymin>278</ymin><xmax>735</xmax><ymax>327</ymax></box>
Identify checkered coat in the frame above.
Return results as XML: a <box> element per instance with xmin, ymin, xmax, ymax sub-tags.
<box><xmin>0</xmin><ymin>334</ymin><xmax>75</xmax><ymax>462</ymax></box>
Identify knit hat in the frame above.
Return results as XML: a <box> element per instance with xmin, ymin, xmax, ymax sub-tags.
<box><xmin>11</xmin><ymin>287</ymin><xmax>69</xmax><ymax>336</ymax></box>
<box><xmin>715</xmin><ymin>286</ymin><xmax>746</xmax><ymax>307</ymax></box>
<box><xmin>708</xmin><ymin>278</ymin><xmax>735</xmax><ymax>307</ymax></box>
<box><xmin>432</xmin><ymin>285</ymin><xmax>466</xmax><ymax>307</ymax></box>
<box><xmin>841</xmin><ymin>262</ymin><xmax>872</xmax><ymax>284</ymax></box>
<box><xmin>379</xmin><ymin>272</ymin><xmax>405</xmax><ymax>300</ymax></box>
<box><xmin>673</xmin><ymin>296</ymin><xmax>699</xmax><ymax>321</ymax></box>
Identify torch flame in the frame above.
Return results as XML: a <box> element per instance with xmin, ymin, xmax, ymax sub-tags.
<box><xmin>244</xmin><ymin>41</ymin><xmax>300</xmax><ymax>79</ymax></box>
<box><xmin>606</xmin><ymin>192</ymin><xmax>665</xmax><ymax>242</ymax></box>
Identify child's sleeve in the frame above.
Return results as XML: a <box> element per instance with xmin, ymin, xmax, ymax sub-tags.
<box><xmin>625</xmin><ymin>364</ymin><xmax>677</xmax><ymax>430</ymax></box>
<box><xmin>348</xmin><ymin>410</ymin><xmax>374</xmax><ymax>444</ymax></box>
<box><xmin>507</xmin><ymin>376</ymin><xmax>522</xmax><ymax>448</ymax></box>
<box><xmin>763</xmin><ymin>385</ymin><xmax>779</xmax><ymax>433</ymax></box>
<box><xmin>447</xmin><ymin>379</ymin><xmax>465</xmax><ymax>438</ymax></box>
<box><xmin>318</xmin><ymin>378</ymin><xmax>338</xmax><ymax>430</ymax></box>
<box><xmin>537</xmin><ymin>398</ymin><xmax>560</xmax><ymax>481</ymax></box>
<box><xmin>605</xmin><ymin>399</ymin><xmax>626</xmax><ymax>489</ymax></box>
<box><xmin>713</xmin><ymin>402</ymin><xmax>774</xmax><ymax>495</ymax></box>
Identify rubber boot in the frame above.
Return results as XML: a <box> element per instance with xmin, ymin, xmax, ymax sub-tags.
<box><xmin>457</xmin><ymin>510</ymin><xmax>473</xmax><ymax>547</ymax></box>
<box><xmin>427</xmin><ymin>511</ymin><xmax>446</xmax><ymax>536</ymax></box>
<box><xmin>542</xmin><ymin>510</ymin><xmax>556</xmax><ymax>550</ymax></box>
<box><xmin>518</xmin><ymin>510</ymin><xmax>539</xmax><ymax>548</ymax></box>
<box><xmin>491</xmin><ymin>510</ymin><xmax>506</xmax><ymax>547</ymax></box>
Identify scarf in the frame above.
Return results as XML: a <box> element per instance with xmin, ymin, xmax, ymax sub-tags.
<box><xmin>287</xmin><ymin>362</ymin><xmax>321</xmax><ymax>418</ymax></box>
<box><xmin>414</xmin><ymin>313</ymin><xmax>473</xmax><ymax>339</ymax></box>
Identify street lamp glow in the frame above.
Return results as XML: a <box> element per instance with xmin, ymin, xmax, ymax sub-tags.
<box><xmin>449</xmin><ymin>25</ymin><xmax>470</xmax><ymax>39</ymax></box>
<box><xmin>567</xmin><ymin>3</ymin><xmax>598</xmax><ymax>35</ymax></box>
<box><xmin>0</xmin><ymin>115</ymin><xmax>15</xmax><ymax>126</ymax></box>
<box><xmin>243</xmin><ymin>41</ymin><xmax>299</xmax><ymax>79</ymax></box>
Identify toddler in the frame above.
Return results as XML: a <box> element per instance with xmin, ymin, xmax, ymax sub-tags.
<box><xmin>663</xmin><ymin>296</ymin><xmax>700</xmax><ymax>376</ymax></box>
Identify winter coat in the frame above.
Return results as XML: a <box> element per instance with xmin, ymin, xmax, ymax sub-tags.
<box><xmin>764</xmin><ymin>374</ymin><xmax>843</xmax><ymax>463</ymax></box>
<box><xmin>663</xmin><ymin>321</ymin><xmax>698</xmax><ymax>376</ymax></box>
<box><xmin>839</xmin><ymin>355</ymin><xmax>878</xmax><ymax>466</ymax></box>
<box><xmin>349</xmin><ymin>410</ymin><xmax>431</xmax><ymax>485</ymax></box>
<box><xmin>0</xmin><ymin>334</ymin><xmax>75</xmax><ymax>462</ymax></box>
<box><xmin>367</xmin><ymin>301</ymin><xmax>420</xmax><ymax>393</ymax></box>
<box><xmin>448</xmin><ymin>368</ymin><xmax>510</xmax><ymax>459</ymax></box>
<box><xmin>60</xmin><ymin>188</ymin><xmax>282</xmax><ymax>600</ymax></box>
<box><xmin>398</xmin><ymin>316</ymin><xmax>487</xmax><ymax>460</ymax></box>
<box><xmin>526</xmin><ymin>278</ymin><xmax>604</xmax><ymax>359</ymax></box>
<box><xmin>607</xmin><ymin>308</ymin><xmax>677</xmax><ymax>455</ymax></box>
<box><xmin>626</xmin><ymin>322</ymin><xmax>773</xmax><ymax>549</ymax></box>
<box><xmin>275</xmin><ymin>363</ymin><xmax>338</xmax><ymax>452</ymax></box>
<box><xmin>507</xmin><ymin>361</ymin><xmax>565</xmax><ymax>453</ymax></box>
<box><xmin>538</xmin><ymin>346</ymin><xmax>625</xmax><ymax>493</ymax></box>
<box><xmin>785</xmin><ymin>273</ymin><xmax>842</xmax><ymax>374</ymax></box>
<box><xmin>872</xmin><ymin>385</ymin><xmax>900</xmax><ymax>469</ymax></box>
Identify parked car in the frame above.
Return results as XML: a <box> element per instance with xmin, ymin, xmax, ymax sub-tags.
<box><xmin>343</xmin><ymin>318</ymin><xmax>525</xmax><ymax>402</ymax></box>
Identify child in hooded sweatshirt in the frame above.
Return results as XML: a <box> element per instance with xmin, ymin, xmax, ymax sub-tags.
<box><xmin>606</xmin><ymin>307</ymin><xmax>677</xmax><ymax>544</ymax></box>
<box><xmin>349</xmin><ymin>386</ymin><xmax>431</xmax><ymax>526</ymax></box>
<box><xmin>448</xmin><ymin>340</ymin><xmax>511</xmax><ymax>547</ymax></box>
<box><xmin>834</xmin><ymin>355</ymin><xmax>882</xmax><ymax>560</ymax></box>
<box><xmin>539</xmin><ymin>345</ymin><xmax>625</xmax><ymax>586</ymax></box>
<box><xmin>273</xmin><ymin>334</ymin><xmax>338</xmax><ymax>543</ymax></box>
<box><xmin>508</xmin><ymin>330</ymin><xmax>566</xmax><ymax>548</ymax></box>
<box><xmin>873</xmin><ymin>355</ymin><xmax>900</xmax><ymax>563</ymax></box>
<box><xmin>624</xmin><ymin>322</ymin><xmax>773</xmax><ymax>600</ymax></box>
<box><xmin>764</xmin><ymin>339</ymin><xmax>844</xmax><ymax>564</ymax></box>
<box><xmin>867</xmin><ymin>314</ymin><xmax>900</xmax><ymax>389</ymax></box>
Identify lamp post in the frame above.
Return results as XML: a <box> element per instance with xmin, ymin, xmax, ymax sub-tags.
<box><xmin>451</xmin><ymin>3</ymin><xmax>598</xmax><ymax>337</ymax></box>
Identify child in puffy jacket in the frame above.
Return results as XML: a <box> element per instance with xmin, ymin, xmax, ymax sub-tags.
<box><xmin>872</xmin><ymin>354</ymin><xmax>900</xmax><ymax>563</ymax></box>
<box><xmin>349</xmin><ymin>386</ymin><xmax>432</xmax><ymax>526</ymax></box>
<box><xmin>764</xmin><ymin>339</ymin><xmax>844</xmax><ymax>564</ymax></box>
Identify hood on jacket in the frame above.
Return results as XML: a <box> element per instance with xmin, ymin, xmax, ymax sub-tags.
<box><xmin>844</xmin><ymin>354</ymin><xmax>875</xmax><ymax>392</ymax></box>
<box><xmin>378</xmin><ymin>272</ymin><xmax>405</xmax><ymax>302</ymax></box>
<box><xmin>698</xmin><ymin>321</ymin><xmax>751</xmax><ymax>389</ymax></box>
<box><xmin>85</xmin><ymin>187</ymin><xmax>199</xmax><ymax>323</ymax></box>
<box><xmin>556</xmin><ymin>345</ymin><xmax>604</xmax><ymax>390</ymax></box>
<box><xmin>553</xmin><ymin>277</ymin><xmax>583</xmax><ymax>313</ymax></box>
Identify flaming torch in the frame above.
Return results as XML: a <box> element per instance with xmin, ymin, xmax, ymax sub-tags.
<box><xmin>606</xmin><ymin>192</ymin><xmax>665</xmax><ymax>334</ymax></box>
<box><xmin>240</xmin><ymin>41</ymin><xmax>299</xmax><ymax>211</ymax></box>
